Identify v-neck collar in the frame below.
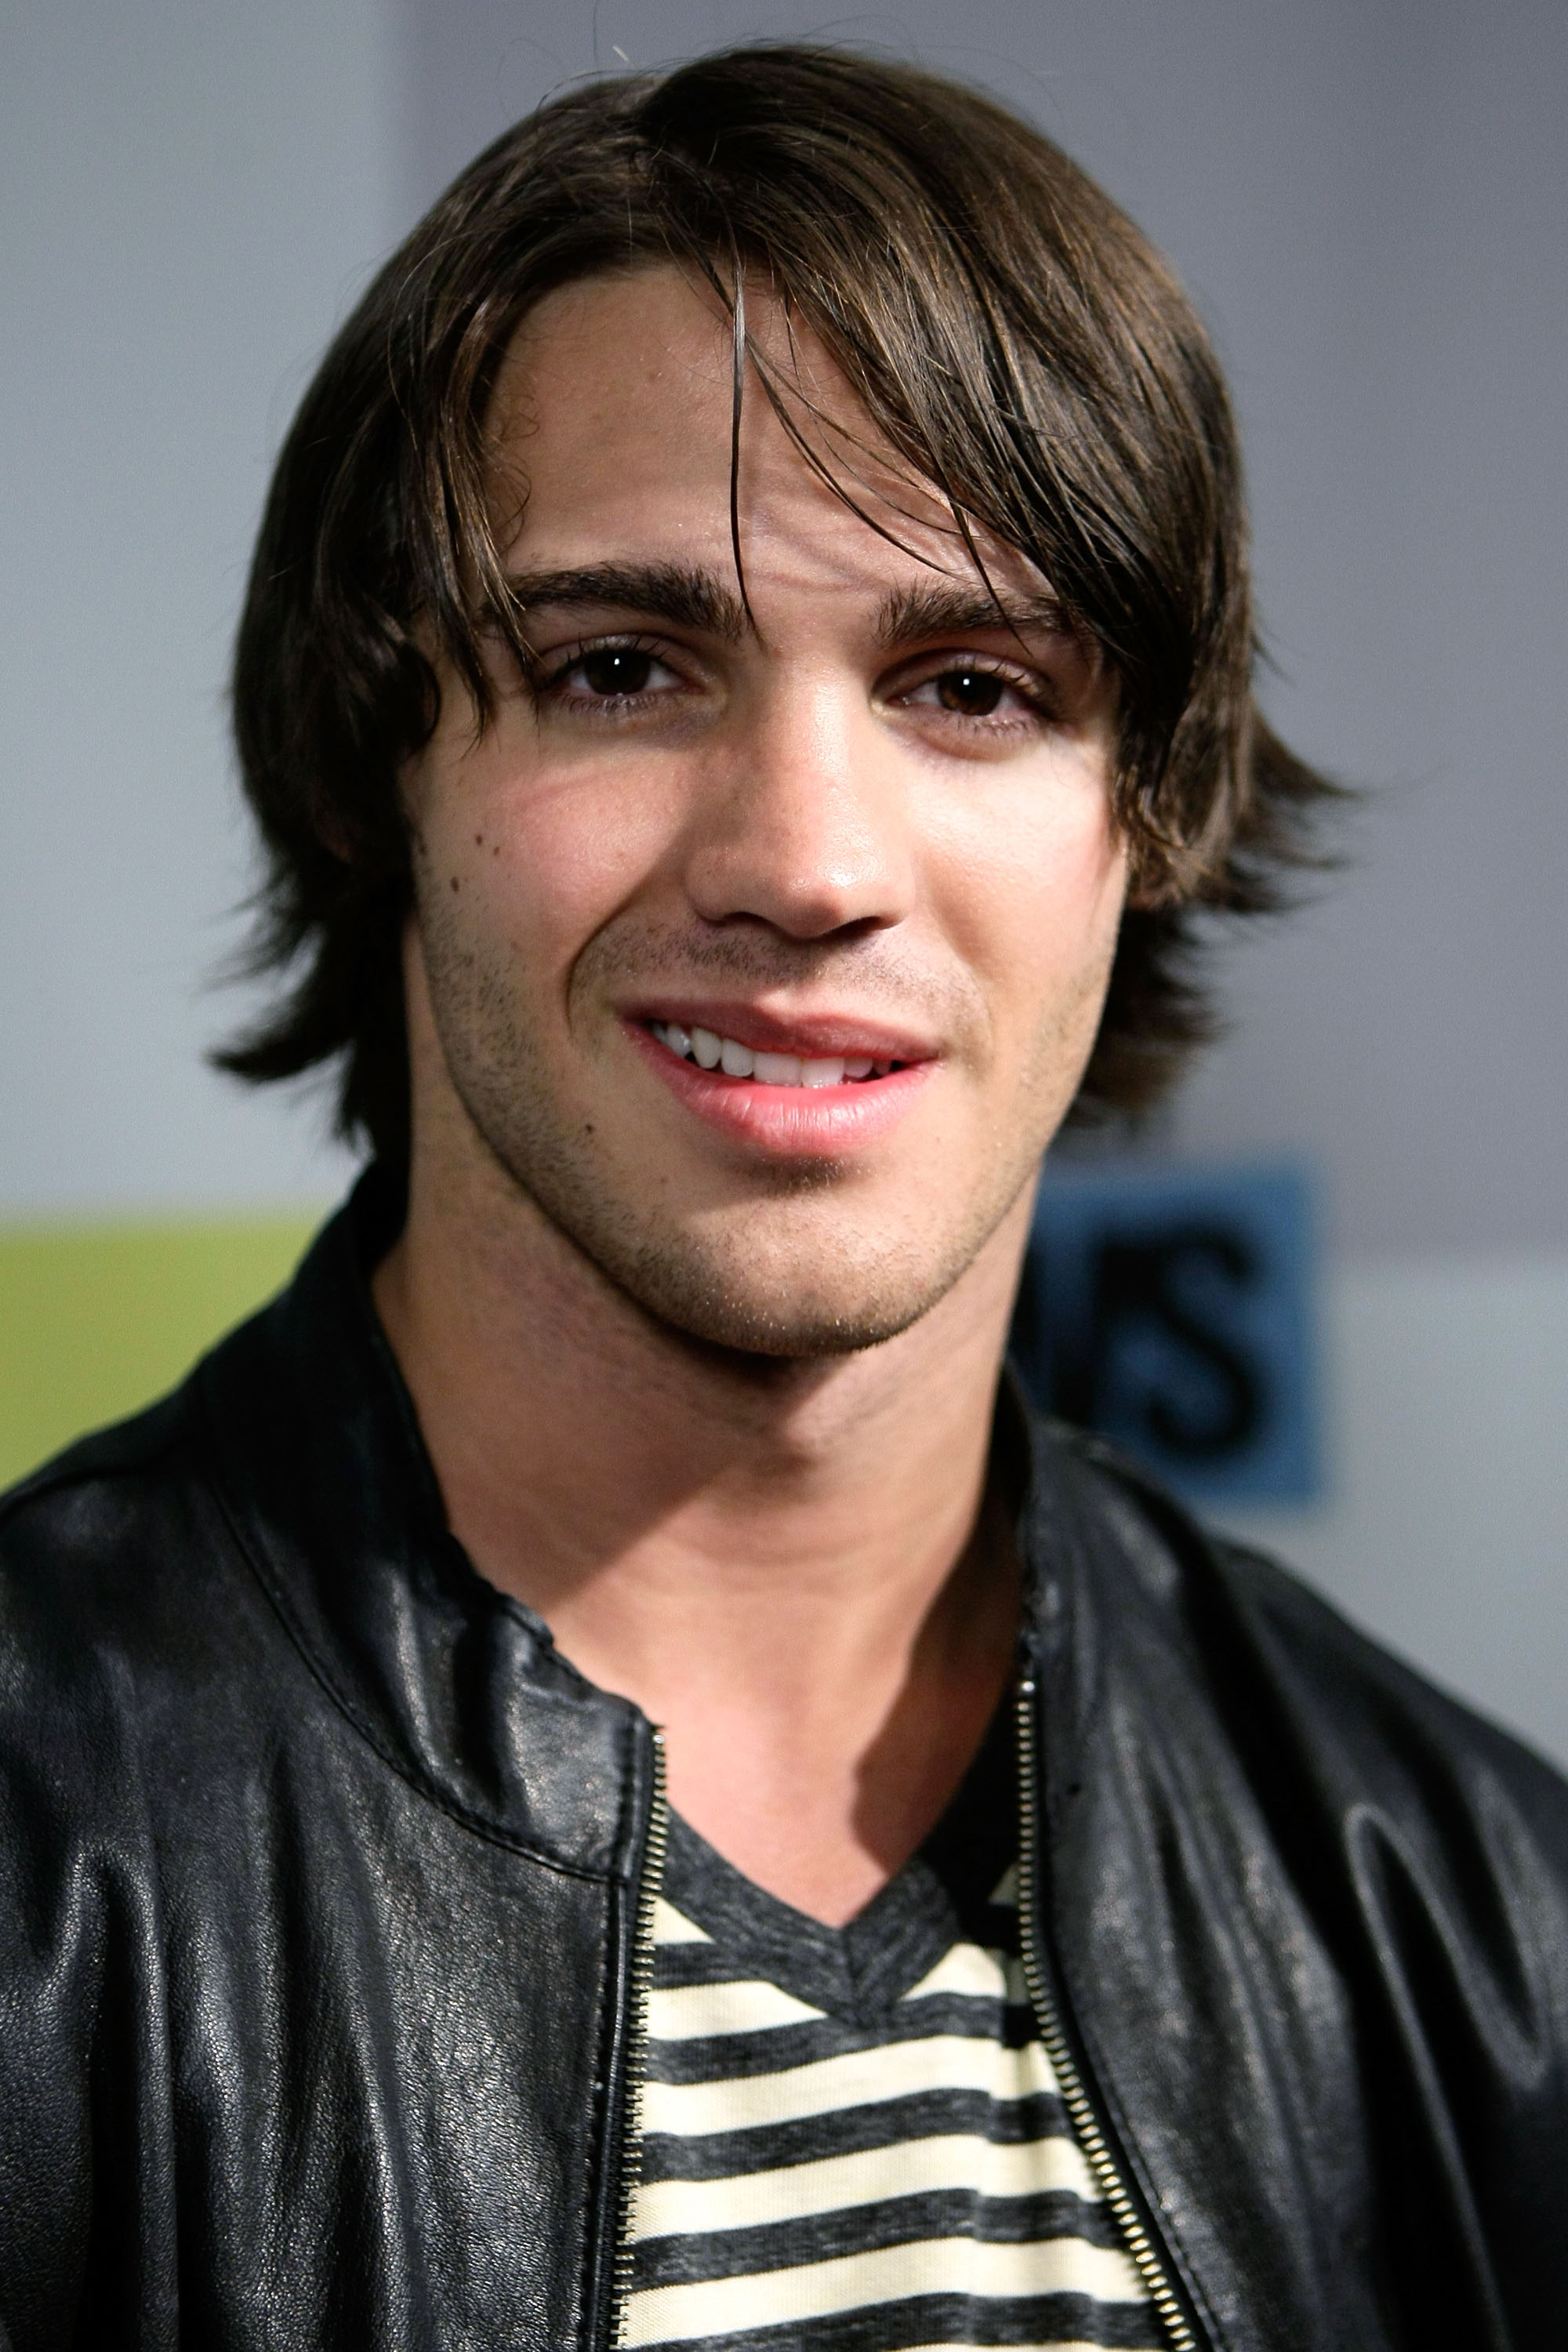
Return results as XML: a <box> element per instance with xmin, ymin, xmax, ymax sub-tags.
<box><xmin>659</xmin><ymin>1693</ymin><xmax>1018</xmax><ymax>2027</ymax></box>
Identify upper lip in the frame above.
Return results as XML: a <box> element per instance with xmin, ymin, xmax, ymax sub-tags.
<box><xmin>621</xmin><ymin>998</ymin><xmax>939</xmax><ymax>1062</ymax></box>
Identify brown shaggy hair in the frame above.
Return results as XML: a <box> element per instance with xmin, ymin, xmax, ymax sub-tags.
<box><xmin>219</xmin><ymin>43</ymin><xmax>1335</xmax><ymax>1172</ymax></box>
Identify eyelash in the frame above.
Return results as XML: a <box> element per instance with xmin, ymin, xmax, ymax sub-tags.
<box><xmin>528</xmin><ymin>633</ymin><xmax>1058</xmax><ymax>730</ymax></box>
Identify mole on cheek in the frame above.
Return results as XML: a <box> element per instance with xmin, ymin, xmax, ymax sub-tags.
<box><xmin>449</xmin><ymin>876</ymin><xmax>459</xmax><ymax>893</ymax></box>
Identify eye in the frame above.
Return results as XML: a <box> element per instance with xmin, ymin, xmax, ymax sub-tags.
<box><xmin>575</xmin><ymin>647</ymin><xmax>657</xmax><ymax>697</ymax></box>
<box><xmin>535</xmin><ymin>637</ymin><xmax>687</xmax><ymax>708</ymax></box>
<box><xmin>933</xmin><ymin>666</ymin><xmax>1005</xmax><ymax>717</ymax></box>
<box><xmin>899</xmin><ymin>663</ymin><xmax>1041</xmax><ymax>723</ymax></box>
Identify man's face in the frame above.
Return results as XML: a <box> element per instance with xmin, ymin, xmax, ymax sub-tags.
<box><xmin>402</xmin><ymin>265</ymin><xmax>1127</xmax><ymax>1356</ymax></box>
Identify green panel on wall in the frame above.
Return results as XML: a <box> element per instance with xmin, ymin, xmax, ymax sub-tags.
<box><xmin>0</xmin><ymin>1215</ymin><xmax>323</xmax><ymax>1490</ymax></box>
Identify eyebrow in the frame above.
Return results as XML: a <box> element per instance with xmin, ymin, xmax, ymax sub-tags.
<box><xmin>495</xmin><ymin>563</ymin><xmax>750</xmax><ymax>642</ymax></box>
<box><xmin>491</xmin><ymin>561</ymin><xmax>1075</xmax><ymax>653</ymax></box>
<box><xmin>873</xmin><ymin>582</ymin><xmax>1076</xmax><ymax>648</ymax></box>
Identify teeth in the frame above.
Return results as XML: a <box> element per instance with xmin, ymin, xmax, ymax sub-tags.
<box><xmin>650</xmin><ymin>1022</ymin><xmax>896</xmax><ymax>1088</ymax></box>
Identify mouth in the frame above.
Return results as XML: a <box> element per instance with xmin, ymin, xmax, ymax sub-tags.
<box><xmin>647</xmin><ymin>1019</ymin><xmax>909</xmax><ymax>1090</ymax></box>
<box><xmin>624</xmin><ymin>1008</ymin><xmax>937</xmax><ymax>1156</ymax></box>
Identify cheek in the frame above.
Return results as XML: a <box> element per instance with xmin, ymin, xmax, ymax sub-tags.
<box><xmin>923</xmin><ymin>761</ymin><xmax>1127</xmax><ymax>1026</ymax></box>
<box><xmin>430</xmin><ymin>745</ymin><xmax>688</xmax><ymax>986</ymax></box>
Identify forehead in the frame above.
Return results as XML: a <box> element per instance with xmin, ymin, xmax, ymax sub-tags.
<box><xmin>485</xmin><ymin>264</ymin><xmax>1040</xmax><ymax>601</ymax></box>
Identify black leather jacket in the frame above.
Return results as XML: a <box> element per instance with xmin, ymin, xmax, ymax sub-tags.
<box><xmin>2</xmin><ymin>1176</ymin><xmax>1566</xmax><ymax>2350</ymax></box>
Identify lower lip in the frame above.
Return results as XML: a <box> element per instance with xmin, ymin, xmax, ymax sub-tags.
<box><xmin>626</xmin><ymin>1025</ymin><xmax>935</xmax><ymax>1156</ymax></box>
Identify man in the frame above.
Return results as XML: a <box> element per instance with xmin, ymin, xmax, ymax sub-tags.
<box><xmin>2</xmin><ymin>43</ymin><xmax>1564</xmax><ymax>2352</ymax></box>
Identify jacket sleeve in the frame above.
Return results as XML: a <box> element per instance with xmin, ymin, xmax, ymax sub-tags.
<box><xmin>0</xmin><ymin>1456</ymin><xmax>184</xmax><ymax>2350</ymax></box>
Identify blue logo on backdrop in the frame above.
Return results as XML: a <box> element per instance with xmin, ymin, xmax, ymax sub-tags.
<box><xmin>1009</xmin><ymin>1159</ymin><xmax>1320</xmax><ymax>1506</ymax></box>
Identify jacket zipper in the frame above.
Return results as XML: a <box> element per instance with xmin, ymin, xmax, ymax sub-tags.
<box><xmin>1014</xmin><ymin>1679</ymin><xmax>1200</xmax><ymax>2352</ymax></box>
<box><xmin>608</xmin><ymin>1696</ymin><xmax>1197</xmax><ymax>2344</ymax></box>
<box><xmin>608</xmin><ymin>1726</ymin><xmax>669</xmax><ymax>2350</ymax></box>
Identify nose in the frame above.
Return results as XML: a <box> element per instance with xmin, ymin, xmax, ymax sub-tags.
<box><xmin>681</xmin><ymin>674</ymin><xmax>917</xmax><ymax>941</ymax></box>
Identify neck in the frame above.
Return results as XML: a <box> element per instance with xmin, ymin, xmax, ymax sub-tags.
<box><xmin>373</xmin><ymin>1134</ymin><xmax>1033</xmax><ymax>1925</ymax></box>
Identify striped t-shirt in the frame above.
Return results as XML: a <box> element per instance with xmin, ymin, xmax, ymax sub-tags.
<box><xmin>624</xmin><ymin>1715</ymin><xmax>1160</xmax><ymax>2351</ymax></box>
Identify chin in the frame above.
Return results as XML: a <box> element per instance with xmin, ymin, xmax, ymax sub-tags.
<box><xmin>456</xmin><ymin>1069</ymin><xmax>1025</xmax><ymax>1363</ymax></box>
<box><xmin>609</xmin><ymin>1221</ymin><xmax>973</xmax><ymax>1362</ymax></box>
<box><xmin>636</xmin><ymin>1276</ymin><xmax>930</xmax><ymax>1362</ymax></box>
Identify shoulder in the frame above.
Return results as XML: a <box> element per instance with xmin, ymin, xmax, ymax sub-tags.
<box><xmin>1029</xmin><ymin>1413</ymin><xmax>1568</xmax><ymax>1866</ymax></box>
<box><xmin>0</xmin><ymin>1383</ymin><xmax>205</xmax><ymax>1651</ymax></box>
<box><xmin>0</xmin><ymin>1353</ymin><xmax>298</xmax><ymax>1818</ymax></box>
<box><xmin>0</xmin><ymin>1377</ymin><xmax>234</xmax><ymax>1649</ymax></box>
<box><xmin>2</xmin><ymin>1378</ymin><xmax>199</xmax><ymax>1559</ymax></box>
